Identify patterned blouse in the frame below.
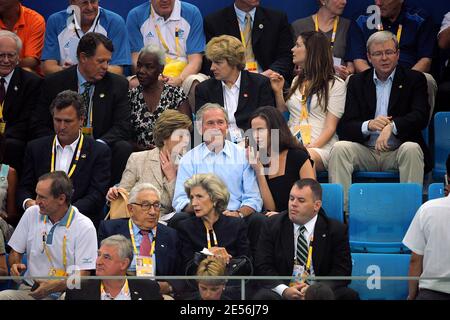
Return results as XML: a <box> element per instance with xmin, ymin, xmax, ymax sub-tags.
<box><xmin>129</xmin><ymin>83</ymin><xmax>187</xmax><ymax>148</ymax></box>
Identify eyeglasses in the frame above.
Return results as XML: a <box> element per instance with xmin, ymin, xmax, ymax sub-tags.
<box><xmin>130</xmin><ymin>201</ymin><xmax>161</xmax><ymax>211</ymax></box>
<box><xmin>0</xmin><ymin>52</ymin><xmax>18</xmax><ymax>60</ymax></box>
<box><xmin>370</xmin><ymin>50</ymin><xmax>398</xmax><ymax>58</ymax></box>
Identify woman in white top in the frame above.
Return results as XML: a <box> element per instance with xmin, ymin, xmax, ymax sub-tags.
<box><xmin>270</xmin><ymin>31</ymin><xmax>346</xmax><ymax>171</ymax></box>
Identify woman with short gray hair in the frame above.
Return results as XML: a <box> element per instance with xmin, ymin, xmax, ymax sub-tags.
<box><xmin>129</xmin><ymin>44</ymin><xmax>192</xmax><ymax>151</ymax></box>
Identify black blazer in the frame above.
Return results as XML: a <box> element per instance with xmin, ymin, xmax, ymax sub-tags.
<box><xmin>337</xmin><ymin>65</ymin><xmax>431</xmax><ymax>172</ymax></box>
<box><xmin>65</xmin><ymin>278</ymin><xmax>162</xmax><ymax>300</ymax></box>
<box><xmin>177</xmin><ymin>214</ymin><xmax>251</xmax><ymax>271</ymax></box>
<box><xmin>17</xmin><ymin>135</ymin><xmax>111</xmax><ymax>224</ymax></box>
<box><xmin>203</xmin><ymin>5</ymin><xmax>294</xmax><ymax>82</ymax></box>
<box><xmin>195</xmin><ymin>70</ymin><xmax>275</xmax><ymax>131</ymax></box>
<box><xmin>255</xmin><ymin>210</ymin><xmax>352</xmax><ymax>291</ymax></box>
<box><xmin>98</xmin><ymin>219</ymin><xmax>182</xmax><ymax>277</ymax></box>
<box><xmin>30</xmin><ymin>65</ymin><xmax>131</xmax><ymax>146</ymax></box>
<box><xmin>3</xmin><ymin>67</ymin><xmax>42</xmax><ymax>142</ymax></box>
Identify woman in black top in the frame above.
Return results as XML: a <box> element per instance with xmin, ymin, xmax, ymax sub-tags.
<box><xmin>247</xmin><ymin>107</ymin><xmax>316</xmax><ymax>214</ymax></box>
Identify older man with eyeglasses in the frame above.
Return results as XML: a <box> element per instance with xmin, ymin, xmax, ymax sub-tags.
<box><xmin>98</xmin><ymin>183</ymin><xmax>182</xmax><ymax>298</ymax></box>
<box><xmin>328</xmin><ymin>30</ymin><xmax>431</xmax><ymax>211</ymax></box>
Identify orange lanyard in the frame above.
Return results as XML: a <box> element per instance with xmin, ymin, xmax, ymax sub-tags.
<box><xmin>51</xmin><ymin>132</ymin><xmax>84</xmax><ymax>178</ymax></box>
<box><xmin>128</xmin><ymin>219</ymin><xmax>156</xmax><ymax>256</ymax></box>
<box><xmin>314</xmin><ymin>15</ymin><xmax>339</xmax><ymax>48</ymax></box>
<box><xmin>203</xmin><ymin>221</ymin><xmax>218</xmax><ymax>249</ymax></box>
<box><xmin>150</xmin><ymin>5</ymin><xmax>181</xmax><ymax>57</ymax></box>
<box><xmin>378</xmin><ymin>23</ymin><xmax>403</xmax><ymax>44</ymax></box>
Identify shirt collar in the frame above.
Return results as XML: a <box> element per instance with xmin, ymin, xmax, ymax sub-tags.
<box><xmin>199</xmin><ymin>139</ymin><xmax>234</xmax><ymax>159</ymax></box>
<box><xmin>373</xmin><ymin>68</ymin><xmax>396</xmax><ymax>85</ymax></box>
<box><xmin>234</xmin><ymin>3</ymin><xmax>257</xmax><ymax>26</ymax></box>
<box><xmin>2</xmin><ymin>69</ymin><xmax>15</xmax><ymax>85</ymax></box>
<box><xmin>72</xmin><ymin>6</ymin><xmax>102</xmax><ymax>32</ymax></box>
<box><xmin>56</xmin><ymin>130</ymin><xmax>81</xmax><ymax>151</ymax></box>
<box><xmin>294</xmin><ymin>214</ymin><xmax>318</xmax><ymax>236</ymax></box>
<box><xmin>40</xmin><ymin>205</ymin><xmax>76</xmax><ymax>228</ymax></box>
<box><xmin>77</xmin><ymin>67</ymin><xmax>89</xmax><ymax>88</ymax></box>
<box><xmin>152</xmin><ymin>0</ymin><xmax>181</xmax><ymax>22</ymax></box>
<box><xmin>221</xmin><ymin>71</ymin><xmax>242</xmax><ymax>91</ymax></box>
<box><xmin>131</xmin><ymin>220</ymin><xmax>157</xmax><ymax>237</ymax></box>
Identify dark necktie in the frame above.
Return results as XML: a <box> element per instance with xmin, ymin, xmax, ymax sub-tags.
<box><xmin>0</xmin><ymin>78</ymin><xmax>6</xmax><ymax>107</ymax></box>
<box><xmin>81</xmin><ymin>82</ymin><xmax>92</xmax><ymax>123</ymax></box>
<box><xmin>139</xmin><ymin>230</ymin><xmax>152</xmax><ymax>257</ymax></box>
<box><xmin>296</xmin><ymin>226</ymin><xmax>308</xmax><ymax>267</ymax></box>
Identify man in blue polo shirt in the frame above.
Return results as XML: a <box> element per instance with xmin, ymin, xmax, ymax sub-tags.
<box><xmin>41</xmin><ymin>0</ymin><xmax>130</xmax><ymax>76</ymax></box>
<box><xmin>126</xmin><ymin>0</ymin><xmax>205</xmax><ymax>88</ymax></box>
<box><xmin>347</xmin><ymin>0</ymin><xmax>437</xmax><ymax>115</ymax></box>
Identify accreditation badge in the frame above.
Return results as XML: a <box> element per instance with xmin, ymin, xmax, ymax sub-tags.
<box><xmin>0</xmin><ymin>121</ymin><xmax>5</xmax><ymax>134</ymax></box>
<box><xmin>136</xmin><ymin>256</ymin><xmax>154</xmax><ymax>277</ymax></box>
<box><xmin>48</xmin><ymin>268</ymin><xmax>67</xmax><ymax>277</ymax></box>
<box><xmin>289</xmin><ymin>263</ymin><xmax>304</xmax><ymax>287</ymax></box>
<box><xmin>298</xmin><ymin>124</ymin><xmax>312</xmax><ymax>145</ymax></box>
<box><xmin>245</xmin><ymin>61</ymin><xmax>258</xmax><ymax>72</ymax></box>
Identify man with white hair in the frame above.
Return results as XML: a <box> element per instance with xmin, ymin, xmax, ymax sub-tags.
<box><xmin>98</xmin><ymin>183</ymin><xmax>181</xmax><ymax>297</ymax></box>
<box><xmin>328</xmin><ymin>31</ymin><xmax>431</xmax><ymax>210</ymax></box>
<box><xmin>65</xmin><ymin>234</ymin><xmax>162</xmax><ymax>300</ymax></box>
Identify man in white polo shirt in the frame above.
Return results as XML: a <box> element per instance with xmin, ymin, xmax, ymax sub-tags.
<box><xmin>0</xmin><ymin>171</ymin><xmax>97</xmax><ymax>300</ymax></box>
<box><xmin>126</xmin><ymin>0</ymin><xmax>205</xmax><ymax>87</ymax></box>
<box><xmin>42</xmin><ymin>0</ymin><xmax>130</xmax><ymax>75</ymax></box>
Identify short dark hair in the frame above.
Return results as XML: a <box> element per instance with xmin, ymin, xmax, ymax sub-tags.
<box><xmin>38</xmin><ymin>171</ymin><xmax>74</xmax><ymax>205</ymax></box>
<box><xmin>293</xmin><ymin>178</ymin><xmax>322</xmax><ymax>201</ymax></box>
<box><xmin>76</xmin><ymin>32</ymin><xmax>113</xmax><ymax>59</ymax></box>
<box><xmin>304</xmin><ymin>283</ymin><xmax>335</xmax><ymax>300</ymax></box>
<box><xmin>49</xmin><ymin>90</ymin><xmax>86</xmax><ymax>119</ymax></box>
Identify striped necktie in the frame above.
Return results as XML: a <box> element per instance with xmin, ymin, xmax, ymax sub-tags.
<box><xmin>243</xmin><ymin>13</ymin><xmax>256</xmax><ymax>63</ymax></box>
<box><xmin>296</xmin><ymin>226</ymin><xmax>308</xmax><ymax>266</ymax></box>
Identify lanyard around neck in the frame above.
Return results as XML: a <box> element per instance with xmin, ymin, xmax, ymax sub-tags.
<box><xmin>377</xmin><ymin>23</ymin><xmax>402</xmax><ymax>44</ymax></box>
<box><xmin>150</xmin><ymin>5</ymin><xmax>181</xmax><ymax>57</ymax></box>
<box><xmin>73</xmin><ymin>11</ymin><xmax>101</xmax><ymax>39</ymax></box>
<box><xmin>51</xmin><ymin>132</ymin><xmax>84</xmax><ymax>178</ymax></box>
<box><xmin>42</xmin><ymin>206</ymin><xmax>75</xmax><ymax>272</ymax></box>
<box><xmin>128</xmin><ymin>219</ymin><xmax>156</xmax><ymax>256</ymax></box>
<box><xmin>203</xmin><ymin>220</ymin><xmax>218</xmax><ymax>249</ymax></box>
<box><xmin>299</xmin><ymin>83</ymin><xmax>310</xmax><ymax>122</ymax></box>
<box><xmin>314</xmin><ymin>15</ymin><xmax>339</xmax><ymax>48</ymax></box>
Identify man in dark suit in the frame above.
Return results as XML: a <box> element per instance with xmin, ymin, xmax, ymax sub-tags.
<box><xmin>30</xmin><ymin>32</ymin><xmax>132</xmax><ymax>184</ymax></box>
<box><xmin>328</xmin><ymin>31</ymin><xmax>431</xmax><ymax>210</ymax></box>
<box><xmin>98</xmin><ymin>183</ymin><xmax>181</xmax><ymax>298</ymax></box>
<box><xmin>203</xmin><ymin>0</ymin><xmax>293</xmax><ymax>83</ymax></box>
<box><xmin>18</xmin><ymin>90</ymin><xmax>110</xmax><ymax>226</ymax></box>
<box><xmin>195</xmin><ymin>35</ymin><xmax>274</xmax><ymax>140</ymax></box>
<box><xmin>254</xmin><ymin>178</ymin><xmax>358</xmax><ymax>300</ymax></box>
<box><xmin>66</xmin><ymin>234</ymin><xmax>162</xmax><ymax>300</ymax></box>
<box><xmin>0</xmin><ymin>31</ymin><xmax>41</xmax><ymax>176</ymax></box>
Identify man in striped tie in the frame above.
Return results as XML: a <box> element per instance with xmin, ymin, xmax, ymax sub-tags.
<box><xmin>254</xmin><ymin>178</ymin><xmax>359</xmax><ymax>300</ymax></box>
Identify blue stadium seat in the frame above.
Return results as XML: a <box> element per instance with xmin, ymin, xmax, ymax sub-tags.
<box><xmin>320</xmin><ymin>183</ymin><xmax>344</xmax><ymax>222</ymax></box>
<box><xmin>350</xmin><ymin>253</ymin><xmax>410</xmax><ymax>300</ymax></box>
<box><xmin>0</xmin><ymin>253</ymin><xmax>27</xmax><ymax>291</ymax></box>
<box><xmin>348</xmin><ymin>183</ymin><xmax>422</xmax><ymax>253</ymax></box>
<box><xmin>433</xmin><ymin>112</ymin><xmax>450</xmax><ymax>179</ymax></box>
<box><xmin>428</xmin><ymin>183</ymin><xmax>445</xmax><ymax>200</ymax></box>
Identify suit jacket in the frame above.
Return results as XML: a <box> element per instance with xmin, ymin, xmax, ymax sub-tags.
<box><xmin>195</xmin><ymin>70</ymin><xmax>275</xmax><ymax>131</ymax></box>
<box><xmin>17</xmin><ymin>135</ymin><xmax>111</xmax><ymax>224</ymax></box>
<box><xmin>98</xmin><ymin>219</ymin><xmax>181</xmax><ymax>277</ymax></box>
<box><xmin>337</xmin><ymin>65</ymin><xmax>431</xmax><ymax>172</ymax></box>
<box><xmin>255</xmin><ymin>209</ymin><xmax>352</xmax><ymax>291</ymax></box>
<box><xmin>203</xmin><ymin>5</ymin><xmax>294</xmax><ymax>81</ymax></box>
<box><xmin>65</xmin><ymin>278</ymin><xmax>162</xmax><ymax>300</ymax></box>
<box><xmin>119</xmin><ymin>148</ymin><xmax>175</xmax><ymax>217</ymax></box>
<box><xmin>3</xmin><ymin>67</ymin><xmax>42</xmax><ymax>142</ymax></box>
<box><xmin>30</xmin><ymin>65</ymin><xmax>131</xmax><ymax>146</ymax></box>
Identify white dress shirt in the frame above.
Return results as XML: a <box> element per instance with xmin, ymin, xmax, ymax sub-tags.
<box><xmin>222</xmin><ymin>72</ymin><xmax>243</xmax><ymax>142</ymax></box>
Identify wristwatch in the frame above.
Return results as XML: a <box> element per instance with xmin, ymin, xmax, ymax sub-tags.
<box><xmin>237</xmin><ymin>210</ymin><xmax>244</xmax><ymax>218</ymax></box>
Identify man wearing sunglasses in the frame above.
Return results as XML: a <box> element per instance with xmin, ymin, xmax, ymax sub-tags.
<box><xmin>98</xmin><ymin>183</ymin><xmax>181</xmax><ymax>298</ymax></box>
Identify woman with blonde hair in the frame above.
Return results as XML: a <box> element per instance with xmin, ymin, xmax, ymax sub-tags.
<box><xmin>195</xmin><ymin>256</ymin><xmax>229</xmax><ymax>300</ymax></box>
<box><xmin>107</xmin><ymin>109</ymin><xmax>192</xmax><ymax>222</ymax></box>
<box><xmin>270</xmin><ymin>31</ymin><xmax>346</xmax><ymax>172</ymax></box>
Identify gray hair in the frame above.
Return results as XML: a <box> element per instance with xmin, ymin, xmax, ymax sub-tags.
<box><xmin>138</xmin><ymin>43</ymin><xmax>166</xmax><ymax>66</ymax></box>
<box><xmin>128</xmin><ymin>183</ymin><xmax>161</xmax><ymax>204</ymax></box>
<box><xmin>100</xmin><ymin>235</ymin><xmax>134</xmax><ymax>267</ymax></box>
<box><xmin>184</xmin><ymin>173</ymin><xmax>230</xmax><ymax>214</ymax></box>
<box><xmin>366</xmin><ymin>31</ymin><xmax>399</xmax><ymax>53</ymax></box>
<box><xmin>195</xmin><ymin>103</ymin><xmax>229</xmax><ymax>129</ymax></box>
<box><xmin>0</xmin><ymin>30</ymin><xmax>23</xmax><ymax>53</ymax></box>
